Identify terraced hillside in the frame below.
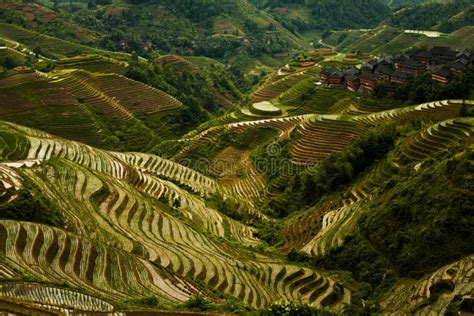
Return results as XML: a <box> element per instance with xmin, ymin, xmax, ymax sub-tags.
<box><xmin>0</xmin><ymin>121</ymin><xmax>352</xmax><ymax>312</ymax></box>
<box><xmin>297</xmin><ymin>116</ymin><xmax>473</xmax><ymax>257</ymax></box>
<box><xmin>0</xmin><ymin>23</ymin><xmax>127</xmax><ymax>59</ymax></box>
<box><xmin>55</xmin><ymin>55</ymin><xmax>128</xmax><ymax>75</ymax></box>
<box><xmin>0</xmin><ymin>95</ymin><xmax>472</xmax><ymax>313</ymax></box>
<box><xmin>1</xmin><ymin>1</ymin><xmax>473</xmax><ymax>313</ymax></box>
<box><xmin>380</xmin><ymin>255</ymin><xmax>474</xmax><ymax>315</ymax></box>
<box><xmin>324</xmin><ymin>25</ymin><xmax>474</xmax><ymax>55</ymax></box>
<box><xmin>168</xmin><ymin>100</ymin><xmax>468</xmax><ymax>216</ymax></box>
<box><xmin>250</xmin><ymin>70</ymin><xmax>313</xmax><ymax>104</ymax></box>
<box><xmin>0</xmin><ymin>69</ymin><xmax>182</xmax><ymax>150</ymax></box>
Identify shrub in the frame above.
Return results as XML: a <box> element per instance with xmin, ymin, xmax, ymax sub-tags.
<box><xmin>181</xmin><ymin>295</ymin><xmax>212</xmax><ymax>311</ymax></box>
<box><xmin>0</xmin><ymin>182</ymin><xmax>64</xmax><ymax>227</ymax></box>
<box><xmin>124</xmin><ymin>295</ymin><xmax>161</xmax><ymax>307</ymax></box>
<box><xmin>259</xmin><ymin>301</ymin><xmax>336</xmax><ymax>316</ymax></box>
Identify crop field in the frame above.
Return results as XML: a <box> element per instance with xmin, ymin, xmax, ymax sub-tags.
<box><xmin>0</xmin><ymin>69</ymin><xmax>182</xmax><ymax>149</ymax></box>
<box><xmin>326</xmin><ymin>25</ymin><xmax>474</xmax><ymax>55</ymax></box>
<box><xmin>0</xmin><ymin>1</ymin><xmax>473</xmax><ymax>313</ymax></box>
<box><xmin>0</xmin><ymin>121</ymin><xmax>354</xmax><ymax>311</ymax></box>
<box><xmin>55</xmin><ymin>55</ymin><xmax>128</xmax><ymax>74</ymax></box>
<box><xmin>280</xmin><ymin>115</ymin><xmax>473</xmax><ymax>258</ymax></box>
<box><xmin>0</xmin><ymin>83</ymin><xmax>472</xmax><ymax>313</ymax></box>
<box><xmin>250</xmin><ymin>101</ymin><xmax>283</xmax><ymax>116</ymax></box>
<box><xmin>380</xmin><ymin>255</ymin><xmax>474</xmax><ymax>315</ymax></box>
<box><xmin>0</xmin><ymin>23</ymin><xmax>127</xmax><ymax>59</ymax></box>
<box><xmin>250</xmin><ymin>70</ymin><xmax>313</xmax><ymax>104</ymax></box>
<box><xmin>290</xmin><ymin>115</ymin><xmax>369</xmax><ymax>166</ymax></box>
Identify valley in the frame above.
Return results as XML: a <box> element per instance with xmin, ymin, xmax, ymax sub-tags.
<box><xmin>0</xmin><ymin>0</ymin><xmax>473</xmax><ymax>315</ymax></box>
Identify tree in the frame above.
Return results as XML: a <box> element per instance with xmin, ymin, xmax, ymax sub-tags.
<box><xmin>87</xmin><ymin>0</ymin><xmax>97</xmax><ymax>9</ymax></box>
<box><xmin>33</xmin><ymin>46</ymin><xmax>42</xmax><ymax>58</ymax></box>
<box><xmin>0</xmin><ymin>56</ymin><xmax>17</xmax><ymax>69</ymax></box>
<box><xmin>374</xmin><ymin>82</ymin><xmax>388</xmax><ymax>99</ymax></box>
<box><xmin>130</xmin><ymin>51</ymin><xmax>139</xmax><ymax>65</ymax></box>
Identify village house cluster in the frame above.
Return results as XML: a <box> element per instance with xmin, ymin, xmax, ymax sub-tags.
<box><xmin>319</xmin><ymin>46</ymin><xmax>471</xmax><ymax>94</ymax></box>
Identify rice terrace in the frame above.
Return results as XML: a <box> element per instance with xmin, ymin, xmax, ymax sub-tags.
<box><xmin>0</xmin><ymin>0</ymin><xmax>473</xmax><ymax>315</ymax></box>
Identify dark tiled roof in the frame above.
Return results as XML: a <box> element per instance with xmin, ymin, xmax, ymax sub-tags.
<box><xmin>378</xmin><ymin>57</ymin><xmax>393</xmax><ymax>65</ymax></box>
<box><xmin>413</xmin><ymin>51</ymin><xmax>432</xmax><ymax>58</ymax></box>
<box><xmin>429</xmin><ymin>46</ymin><xmax>457</xmax><ymax>57</ymax></box>
<box><xmin>457</xmin><ymin>49</ymin><xmax>471</xmax><ymax>58</ymax></box>
<box><xmin>450</xmin><ymin>61</ymin><xmax>466</xmax><ymax>71</ymax></box>
<box><xmin>394</xmin><ymin>53</ymin><xmax>410</xmax><ymax>61</ymax></box>
<box><xmin>457</xmin><ymin>58</ymin><xmax>469</xmax><ymax>65</ymax></box>
<box><xmin>321</xmin><ymin>67</ymin><xmax>337</xmax><ymax>75</ymax></box>
<box><xmin>392</xmin><ymin>71</ymin><xmax>412</xmax><ymax>79</ymax></box>
<box><xmin>432</xmin><ymin>67</ymin><xmax>453</xmax><ymax>78</ymax></box>
<box><xmin>375</xmin><ymin>65</ymin><xmax>394</xmax><ymax>75</ymax></box>
<box><xmin>345</xmin><ymin>74</ymin><xmax>359</xmax><ymax>82</ymax></box>
<box><xmin>398</xmin><ymin>59</ymin><xmax>426</xmax><ymax>68</ymax></box>
<box><xmin>360</xmin><ymin>72</ymin><xmax>378</xmax><ymax>81</ymax></box>
<box><xmin>329</xmin><ymin>71</ymin><xmax>344</xmax><ymax>78</ymax></box>
<box><xmin>361</xmin><ymin>60</ymin><xmax>377</xmax><ymax>70</ymax></box>
<box><xmin>344</xmin><ymin>68</ymin><xmax>360</xmax><ymax>76</ymax></box>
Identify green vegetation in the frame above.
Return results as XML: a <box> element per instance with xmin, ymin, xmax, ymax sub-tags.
<box><xmin>361</xmin><ymin>148</ymin><xmax>474</xmax><ymax>276</ymax></box>
<box><xmin>388</xmin><ymin>62</ymin><xmax>474</xmax><ymax>103</ymax></box>
<box><xmin>0</xmin><ymin>181</ymin><xmax>64</xmax><ymax>227</ymax></box>
<box><xmin>0</xmin><ymin>0</ymin><xmax>306</xmax><ymax>66</ymax></box>
<box><xmin>265</xmin><ymin>125</ymin><xmax>397</xmax><ymax>217</ymax></box>
<box><xmin>125</xmin><ymin>56</ymin><xmax>244</xmax><ymax>126</ymax></box>
<box><xmin>0</xmin><ymin>1</ymin><xmax>473</xmax><ymax>314</ymax></box>
<box><xmin>252</xmin><ymin>0</ymin><xmax>390</xmax><ymax>31</ymax></box>
<box><xmin>258</xmin><ymin>301</ymin><xmax>336</xmax><ymax>315</ymax></box>
<box><xmin>123</xmin><ymin>295</ymin><xmax>162</xmax><ymax>308</ymax></box>
<box><xmin>312</xmin><ymin>233</ymin><xmax>396</xmax><ymax>296</ymax></box>
<box><xmin>390</xmin><ymin>0</ymin><xmax>474</xmax><ymax>33</ymax></box>
<box><xmin>325</xmin><ymin>25</ymin><xmax>474</xmax><ymax>55</ymax></box>
<box><xmin>180</xmin><ymin>295</ymin><xmax>212</xmax><ymax>312</ymax></box>
<box><xmin>0</xmin><ymin>48</ymin><xmax>27</xmax><ymax>70</ymax></box>
<box><xmin>206</xmin><ymin>193</ymin><xmax>244</xmax><ymax>222</ymax></box>
<box><xmin>286</xmin><ymin>134</ymin><xmax>473</xmax><ymax>301</ymax></box>
<box><xmin>255</xmin><ymin>220</ymin><xmax>284</xmax><ymax>247</ymax></box>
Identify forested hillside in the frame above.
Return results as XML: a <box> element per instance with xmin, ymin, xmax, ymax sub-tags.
<box><xmin>0</xmin><ymin>0</ymin><xmax>307</xmax><ymax>66</ymax></box>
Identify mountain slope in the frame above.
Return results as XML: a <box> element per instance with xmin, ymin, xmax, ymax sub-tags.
<box><xmin>250</xmin><ymin>0</ymin><xmax>390</xmax><ymax>32</ymax></box>
<box><xmin>0</xmin><ymin>120</ymin><xmax>354</xmax><ymax>312</ymax></box>
<box><xmin>323</xmin><ymin>25</ymin><xmax>474</xmax><ymax>55</ymax></box>
<box><xmin>0</xmin><ymin>0</ymin><xmax>309</xmax><ymax>65</ymax></box>
<box><xmin>389</xmin><ymin>0</ymin><xmax>474</xmax><ymax>33</ymax></box>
